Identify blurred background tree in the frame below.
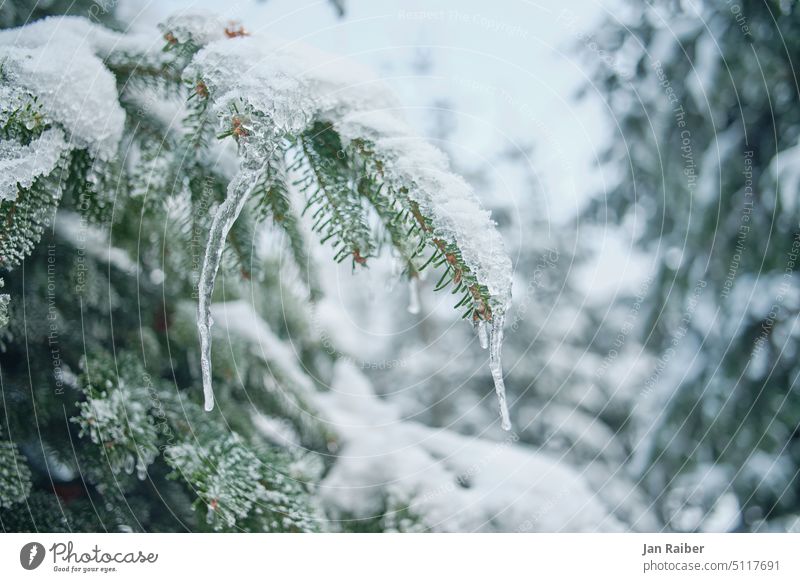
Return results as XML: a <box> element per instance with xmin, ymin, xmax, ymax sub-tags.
<box><xmin>583</xmin><ymin>0</ymin><xmax>800</xmax><ymax>532</ymax></box>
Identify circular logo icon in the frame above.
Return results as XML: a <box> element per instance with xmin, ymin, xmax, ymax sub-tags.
<box><xmin>20</xmin><ymin>542</ymin><xmax>46</xmax><ymax>570</ymax></box>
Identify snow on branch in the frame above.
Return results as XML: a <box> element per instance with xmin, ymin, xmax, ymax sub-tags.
<box><xmin>0</xmin><ymin>13</ymin><xmax>514</xmax><ymax>428</ymax></box>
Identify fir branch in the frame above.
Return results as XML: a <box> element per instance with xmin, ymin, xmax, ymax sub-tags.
<box><xmin>299</xmin><ymin>123</ymin><xmax>374</xmax><ymax>268</ymax></box>
<box><xmin>350</xmin><ymin>137</ymin><xmax>495</xmax><ymax>321</ymax></box>
<box><xmin>252</xmin><ymin>149</ymin><xmax>321</xmax><ymax>299</ymax></box>
<box><xmin>0</xmin><ymin>166</ymin><xmax>64</xmax><ymax>269</ymax></box>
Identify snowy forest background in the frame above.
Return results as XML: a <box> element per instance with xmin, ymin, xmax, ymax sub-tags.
<box><xmin>1</xmin><ymin>0</ymin><xmax>799</xmax><ymax>533</ymax></box>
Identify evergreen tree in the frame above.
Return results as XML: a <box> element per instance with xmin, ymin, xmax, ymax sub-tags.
<box><xmin>584</xmin><ymin>0</ymin><xmax>800</xmax><ymax>531</ymax></box>
<box><xmin>0</xmin><ymin>11</ymin><xmax>515</xmax><ymax>532</ymax></box>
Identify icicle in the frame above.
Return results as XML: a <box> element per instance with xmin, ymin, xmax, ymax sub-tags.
<box><xmin>198</xmin><ymin>159</ymin><xmax>269</xmax><ymax>412</ymax></box>
<box><xmin>384</xmin><ymin>253</ymin><xmax>403</xmax><ymax>292</ymax></box>
<box><xmin>489</xmin><ymin>313</ymin><xmax>511</xmax><ymax>430</ymax></box>
<box><xmin>477</xmin><ymin>319</ymin><xmax>489</xmax><ymax>349</ymax></box>
<box><xmin>407</xmin><ymin>277</ymin><xmax>420</xmax><ymax>314</ymax></box>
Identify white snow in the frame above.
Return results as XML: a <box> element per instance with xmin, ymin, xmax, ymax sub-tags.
<box><xmin>773</xmin><ymin>140</ymin><xmax>800</xmax><ymax>214</ymax></box>
<box><xmin>664</xmin><ymin>464</ymin><xmax>741</xmax><ymax>532</ymax></box>
<box><xmin>159</xmin><ymin>11</ymin><xmax>228</xmax><ymax>47</ymax></box>
<box><xmin>251</xmin><ymin>413</ymin><xmax>301</xmax><ymax>448</ymax></box>
<box><xmin>55</xmin><ymin>212</ymin><xmax>139</xmax><ymax>274</ymax></box>
<box><xmin>336</xmin><ymin>111</ymin><xmax>513</xmax><ymax>313</ymax></box>
<box><xmin>208</xmin><ymin>300</ymin><xmax>315</xmax><ymax>396</ymax></box>
<box><xmin>316</xmin><ymin>360</ymin><xmax>624</xmax><ymax>532</ymax></box>
<box><xmin>0</xmin><ymin>17</ymin><xmax>126</xmax><ymax>161</ymax></box>
<box><xmin>0</xmin><ymin>128</ymin><xmax>67</xmax><ymax>201</ymax></box>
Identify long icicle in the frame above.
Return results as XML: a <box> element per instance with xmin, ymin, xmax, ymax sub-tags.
<box><xmin>197</xmin><ymin>154</ymin><xmax>271</xmax><ymax>411</ymax></box>
<box><xmin>489</xmin><ymin>313</ymin><xmax>511</xmax><ymax>430</ymax></box>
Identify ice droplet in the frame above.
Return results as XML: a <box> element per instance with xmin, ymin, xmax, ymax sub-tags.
<box><xmin>477</xmin><ymin>319</ymin><xmax>489</xmax><ymax>349</ymax></box>
<box><xmin>489</xmin><ymin>313</ymin><xmax>511</xmax><ymax>430</ymax></box>
<box><xmin>407</xmin><ymin>277</ymin><xmax>420</xmax><ymax>315</ymax></box>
